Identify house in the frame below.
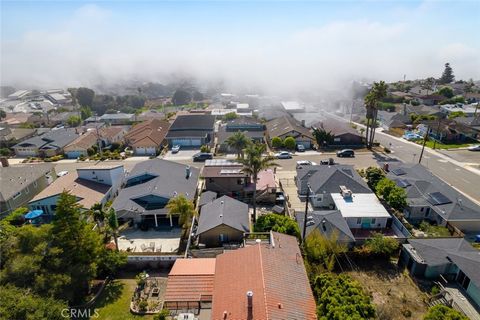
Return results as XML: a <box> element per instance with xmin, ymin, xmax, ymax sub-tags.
<box><xmin>414</xmin><ymin>95</ymin><xmax>444</xmax><ymax>106</ymax></box>
<box><xmin>0</xmin><ymin>126</ymin><xmax>36</xmax><ymax>147</ymax></box>
<box><xmin>422</xmin><ymin>118</ymin><xmax>478</xmax><ymax>143</ymax></box>
<box><xmin>399</xmin><ymin>238</ymin><xmax>480</xmax><ymax>311</ymax></box>
<box><xmin>46</xmin><ymin>93</ymin><xmax>71</xmax><ymax>105</ymax></box>
<box><xmin>465</xmin><ymin>92</ymin><xmax>480</xmax><ymax>103</ymax></box>
<box><xmin>202</xmin><ymin>160</ymin><xmax>248</xmax><ymax>196</ymax></box>
<box><xmin>211</xmin><ymin>232</ymin><xmax>317</xmax><ymax>319</ymax></box>
<box><xmin>296</xmin><ymin>210</ymin><xmax>356</xmax><ymax>246</ymax></box>
<box><xmin>296</xmin><ymin>164</ymin><xmax>371</xmax><ymax>208</ymax></box>
<box><xmin>197</xmin><ymin>195</ymin><xmax>250</xmax><ymax>247</ymax></box>
<box><xmin>454</xmin><ymin>116</ymin><xmax>480</xmax><ymax>137</ymax></box>
<box><xmin>0</xmin><ymin>112</ymin><xmax>43</xmax><ymax>127</ymax></box>
<box><xmin>12</xmin><ymin>128</ymin><xmax>79</xmax><ymax>157</ymax></box>
<box><xmin>217</xmin><ymin>117</ymin><xmax>265</xmax><ymax>153</ymax></box>
<box><xmin>64</xmin><ymin>131</ymin><xmax>98</xmax><ymax>158</ymax></box>
<box><xmin>0</xmin><ymin>164</ymin><xmax>55</xmax><ymax>217</ymax></box>
<box><xmin>99</xmin><ymin>113</ymin><xmax>135</xmax><ymax>125</ymax></box>
<box><xmin>405</xmin><ymin>104</ymin><xmax>443</xmax><ymax>118</ymax></box>
<box><xmin>245</xmin><ymin>169</ymin><xmax>278</xmax><ymax>204</ymax></box>
<box><xmin>7</xmin><ymin>90</ymin><xmax>30</xmax><ymax>100</ymax></box>
<box><xmin>281</xmin><ymin>101</ymin><xmax>305</xmax><ymax>113</ymax></box>
<box><xmin>440</xmin><ymin>104</ymin><xmax>479</xmax><ymax>117</ymax></box>
<box><xmin>377</xmin><ymin>110</ymin><xmax>412</xmax><ymax>130</ymax></box>
<box><xmin>166</xmin><ymin>114</ymin><xmax>215</xmax><ymax>147</ymax></box>
<box><xmin>198</xmin><ymin>191</ymin><xmax>218</xmax><ymax>208</ymax></box>
<box><xmin>266</xmin><ymin>115</ymin><xmax>315</xmax><ymax>148</ymax></box>
<box><xmin>313</xmin><ymin>119</ymin><xmax>364</xmax><ymax>146</ymax></box>
<box><xmin>48</xmin><ymin>112</ymin><xmax>78</xmax><ymax>127</ymax></box>
<box><xmin>164</xmin><ymin>258</ymin><xmax>216</xmax><ymax>311</ymax></box>
<box><xmin>136</xmin><ymin>110</ymin><xmax>166</xmax><ymax>122</ymax></box>
<box><xmin>124</xmin><ymin>119</ymin><xmax>170</xmax><ymax>155</ymax></box>
<box><xmin>29</xmin><ymin>165</ymin><xmax>124</xmax><ymax>215</ymax></box>
<box><xmin>99</xmin><ymin>126</ymin><xmax>126</xmax><ymax>146</ymax></box>
<box><xmin>386</xmin><ymin>163</ymin><xmax>480</xmax><ymax>233</ymax></box>
<box><xmin>112</xmin><ymin>159</ymin><xmax>199</xmax><ymax>228</ymax></box>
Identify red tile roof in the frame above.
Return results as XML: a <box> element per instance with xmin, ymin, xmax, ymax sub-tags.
<box><xmin>164</xmin><ymin>258</ymin><xmax>216</xmax><ymax>303</ymax></box>
<box><xmin>211</xmin><ymin>232</ymin><xmax>317</xmax><ymax>320</ymax></box>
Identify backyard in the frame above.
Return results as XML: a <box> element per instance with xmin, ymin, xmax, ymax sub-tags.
<box><xmin>90</xmin><ymin>271</ymin><xmax>168</xmax><ymax>320</ymax></box>
<box><xmin>345</xmin><ymin>258</ymin><xmax>430</xmax><ymax>320</ymax></box>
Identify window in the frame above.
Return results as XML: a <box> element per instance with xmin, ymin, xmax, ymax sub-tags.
<box><xmin>12</xmin><ymin>192</ymin><xmax>21</xmax><ymax>200</ymax></box>
<box><xmin>24</xmin><ymin>186</ymin><xmax>29</xmax><ymax>194</ymax></box>
<box><xmin>334</xmin><ymin>138</ymin><xmax>341</xmax><ymax>142</ymax></box>
<box><xmin>357</xmin><ymin>218</ymin><xmax>361</xmax><ymax>225</ymax></box>
<box><xmin>371</xmin><ymin>218</ymin><xmax>376</xmax><ymax>224</ymax></box>
<box><xmin>420</xmin><ymin>207</ymin><xmax>424</xmax><ymax>212</ymax></box>
<box><xmin>237</xmin><ymin>179</ymin><xmax>243</xmax><ymax>185</ymax></box>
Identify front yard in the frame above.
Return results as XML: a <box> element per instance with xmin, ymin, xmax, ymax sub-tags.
<box><xmin>345</xmin><ymin>259</ymin><xmax>429</xmax><ymax>320</ymax></box>
<box><xmin>414</xmin><ymin>139</ymin><xmax>473</xmax><ymax>150</ymax></box>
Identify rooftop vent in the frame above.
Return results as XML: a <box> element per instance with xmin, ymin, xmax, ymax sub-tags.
<box><xmin>340</xmin><ymin>185</ymin><xmax>352</xmax><ymax>199</ymax></box>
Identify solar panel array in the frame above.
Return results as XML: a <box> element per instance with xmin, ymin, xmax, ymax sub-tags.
<box><xmin>426</xmin><ymin>192</ymin><xmax>452</xmax><ymax>205</ymax></box>
<box><xmin>391</xmin><ymin>168</ymin><xmax>407</xmax><ymax>176</ymax></box>
<box><xmin>395</xmin><ymin>179</ymin><xmax>411</xmax><ymax>188</ymax></box>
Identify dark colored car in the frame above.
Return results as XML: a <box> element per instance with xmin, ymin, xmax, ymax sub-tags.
<box><xmin>336</xmin><ymin>149</ymin><xmax>355</xmax><ymax>158</ymax></box>
<box><xmin>296</xmin><ymin>144</ymin><xmax>306</xmax><ymax>152</ymax></box>
<box><xmin>193</xmin><ymin>152</ymin><xmax>213</xmax><ymax>162</ymax></box>
<box><xmin>320</xmin><ymin>158</ymin><xmax>335</xmax><ymax>165</ymax></box>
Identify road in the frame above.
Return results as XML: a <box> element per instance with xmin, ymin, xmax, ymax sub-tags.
<box><xmin>326</xmin><ymin>113</ymin><xmax>480</xmax><ymax>203</ymax></box>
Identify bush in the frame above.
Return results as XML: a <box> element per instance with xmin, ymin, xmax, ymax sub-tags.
<box><xmin>424</xmin><ymin>305</ymin><xmax>468</xmax><ymax>320</ymax></box>
<box><xmin>200</xmin><ymin>145</ymin><xmax>210</xmax><ymax>153</ymax></box>
<box><xmin>154</xmin><ymin>309</ymin><xmax>170</xmax><ymax>320</ymax></box>
<box><xmin>138</xmin><ymin>299</ymin><xmax>148</xmax><ymax>312</ymax></box>
<box><xmin>271</xmin><ymin>137</ymin><xmax>283</xmax><ymax>148</ymax></box>
<box><xmin>0</xmin><ymin>148</ymin><xmax>11</xmax><ymax>156</ymax></box>
<box><xmin>254</xmin><ymin>214</ymin><xmax>300</xmax><ymax>239</ymax></box>
<box><xmin>283</xmin><ymin>136</ymin><xmax>296</xmax><ymax>150</ymax></box>
<box><xmin>365</xmin><ymin>167</ymin><xmax>385</xmax><ymax>191</ymax></box>
<box><xmin>224</xmin><ymin>112</ymin><xmax>238</xmax><ymax>121</ymax></box>
<box><xmin>358</xmin><ymin>233</ymin><xmax>399</xmax><ymax>257</ymax></box>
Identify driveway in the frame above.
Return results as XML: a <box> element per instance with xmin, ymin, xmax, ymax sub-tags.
<box><xmin>163</xmin><ymin>149</ymin><xmax>200</xmax><ymax>161</ymax></box>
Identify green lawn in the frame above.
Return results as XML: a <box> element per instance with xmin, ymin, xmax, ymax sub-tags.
<box><xmin>419</xmin><ymin>222</ymin><xmax>451</xmax><ymax>237</ymax></box>
<box><xmin>92</xmin><ymin>279</ymin><xmax>153</xmax><ymax>320</ymax></box>
<box><xmin>414</xmin><ymin>140</ymin><xmax>472</xmax><ymax>149</ymax></box>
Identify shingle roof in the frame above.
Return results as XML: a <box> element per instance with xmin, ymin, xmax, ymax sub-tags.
<box><xmin>29</xmin><ymin>171</ymin><xmax>111</xmax><ymax>209</ymax></box>
<box><xmin>169</xmin><ymin>114</ymin><xmax>215</xmax><ymax>131</ymax></box>
<box><xmin>112</xmin><ymin>159</ymin><xmax>199</xmax><ymax>216</ymax></box>
<box><xmin>386</xmin><ymin>163</ymin><xmax>480</xmax><ymax>221</ymax></box>
<box><xmin>198</xmin><ymin>191</ymin><xmax>217</xmax><ymax>207</ymax></box>
<box><xmin>13</xmin><ymin>128</ymin><xmax>79</xmax><ymax>150</ymax></box>
<box><xmin>296</xmin><ymin>164</ymin><xmax>371</xmax><ymax>195</ymax></box>
<box><xmin>266</xmin><ymin>115</ymin><xmax>314</xmax><ymax>139</ymax></box>
<box><xmin>197</xmin><ymin>196</ymin><xmax>250</xmax><ymax>235</ymax></box>
<box><xmin>0</xmin><ymin>164</ymin><xmax>54</xmax><ymax>201</ymax></box>
<box><xmin>217</xmin><ymin>126</ymin><xmax>265</xmax><ymax>144</ymax></box>
<box><xmin>406</xmin><ymin>238</ymin><xmax>480</xmax><ymax>286</ymax></box>
<box><xmin>64</xmin><ymin>131</ymin><xmax>97</xmax><ymax>151</ymax></box>
<box><xmin>297</xmin><ymin>210</ymin><xmax>355</xmax><ymax>243</ymax></box>
<box><xmin>313</xmin><ymin>119</ymin><xmax>362</xmax><ymax>136</ymax></box>
<box><xmin>211</xmin><ymin>232</ymin><xmax>317</xmax><ymax>320</ymax></box>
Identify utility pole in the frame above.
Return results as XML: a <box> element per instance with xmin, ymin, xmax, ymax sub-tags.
<box><xmin>433</xmin><ymin>118</ymin><xmax>441</xmax><ymax>150</ymax></box>
<box><xmin>302</xmin><ymin>183</ymin><xmax>311</xmax><ymax>243</ymax></box>
<box><xmin>419</xmin><ymin>126</ymin><xmax>428</xmax><ymax>164</ymax></box>
<box><xmin>95</xmin><ymin>113</ymin><xmax>103</xmax><ymax>156</ymax></box>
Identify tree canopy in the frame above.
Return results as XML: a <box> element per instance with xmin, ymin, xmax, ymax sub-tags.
<box><xmin>76</xmin><ymin>87</ymin><xmax>95</xmax><ymax>107</ymax></box>
<box><xmin>225</xmin><ymin>131</ymin><xmax>252</xmax><ymax>158</ymax></box>
<box><xmin>313</xmin><ymin>273</ymin><xmax>376</xmax><ymax>320</ymax></box>
<box><xmin>254</xmin><ymin>213</ymin><xmax>300</xmax><ymax>239</ymax></box>
<box><xmin>439</xmin><ymin>63</ymin><xmax>455</xmax><ymax>84</ymax></box>
<box><xmin>172</xmin><ymin>89</ymin><xmax>191</xmax><ymax>105</ymax></box>
<box><xmin>424</xmin><ymin>305</ymin><xmax>468</xmax><ymax>320</ymax></box>
<box><xmin>283</xmin><ymin>136</ymin><xmax>296</xmax><ymax>150</ymax></box>
<box><xmin>166</xmin><ymin>195</ymin><xmax>197</xmax><ymax>236</ymax></box>
<box><xmin>271</xmin><ymin>136</ymin><xmax>283</xmax><ymax>148</ymax></box>
<box><xmin>313</xmin><ymin>128</ymin><xmax>334</xmax><ymax>147</ymax></box>
<box><xmin>376</xmin><ymin>177</ymin><xmax>407</xmax><ymax>210</ymax></box>
<box><xmin>438</xmin><ymin>86</ymin><xmax>454</xmax><ymax>98</ymax></box>
<box><xmin>359</xmin><ymin>232</ymin><xmax>399</xmax><ymax>257</ymax></box>
<box><xmin>304</xmin><ymin>229</ymin><xmax>347</xmax><ymax>272</ymax></box>
<box><xmin>365</xmin><ymin>167</ymin><xmax>385</xmax><ymax>191</ymax></box>
<box><xmin>66</xmin><ymin>115</ymin><xmax>81</xmax><ymax>127</ymax></box>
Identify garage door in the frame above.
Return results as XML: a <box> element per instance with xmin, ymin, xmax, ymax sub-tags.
<box><xmin>172</xmin><ymin>138</ymin><xmax>202</xmax><ymax>147</ymax></box>
<box><xmin>297</xmin><ymin>140</ymin><xmax>311</xmax><ymax>148</ymax></box>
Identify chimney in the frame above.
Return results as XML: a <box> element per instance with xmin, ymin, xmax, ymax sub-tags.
<box><xmin>247</xmin><ymin>291</ymin><xmax>253</xmax><ymax>319</ymax></box>
<box><xmin>185</xmin><ymin>166</ymin><xmax>191</xmax><ymax>179</ymax></box>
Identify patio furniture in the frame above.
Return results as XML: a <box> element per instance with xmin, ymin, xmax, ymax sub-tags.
<box><xmin>141</xmin><ymin>244</ymin><xmax>147</xmax><ymax>252</ymax></box>
<box><xmin>149</xmin><ymin>242</ymin><xmax>155</xmax><ymax>250</ymax></box>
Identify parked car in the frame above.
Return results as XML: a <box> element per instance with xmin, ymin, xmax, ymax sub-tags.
<box><xmin>320</xmin><ymin>158</ymin><xmax>335</xmax><ymax>165</ymax></box>
<box><xmin>296</xmin><ymin>160</ymin><xmax>317</xmax><ymax>169</ymax></box>
<box><xmin>171</xmin><ymin>145</ymin><xmax>181</xmax><ymax>153</ymax></box>
<box><xmin>275</xmin><ymin>151</ymin><xmax>292</xmax><ymax>159</ymax></box>
<box><xmin>296</xmin><ymin>144</ymin><xmax>306</xmax><ymax>152</ymax></box>
<box><xmin>336</xmin><ymin>149</ymin><xmax>355</xmax><ymax>157</ymax></box>
<box><xmin>193</xmin><ymin>152</ymin><xmax>213</xmax><ymax>162</ymax></box>
<box><xmin>467</xmin><ymin>145</ymin><xmax>480</xmax><ymax>151</ymax></box>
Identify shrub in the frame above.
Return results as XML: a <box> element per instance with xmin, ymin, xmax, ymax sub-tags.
<box><xmin>283</xmin><ymin>136</ymin><xmax>296</xmax><ymax>150</ymax></box>
<box><xmin>365</xmin><ymin>167</ymin><xmax>385</xmax><ymax>191</ymax></box>
<box><xmin>357</xmin><ymin>232</ymin><xmax>399</xmax><ymax>257</ymax></box>
<box><xmin>271</xmin><ymin>137</ymin><xmax>283</xmax><ymax>148</ymax></box>
<box><xmin>224</xmin><ymin>112</ymin><xmax>238</xmax><ymax>121</ymax></box>
<box><xmin>200</xmin><ymin>145</ymin><xmax>210</xmax><ymax>153</ymax></box>
<box><xmin>384</xmin><ymin>147</ymin><xmax>391</xmax><ymax>153</ymax></box>
<box><xmin>254</xmin><ymin>214</ymin><xmax>300</xmax><ymax>239</ymax></box>
<box><xmin>138</xmin><ymin>299</ymin><xmax>148</xmax><ymax>312</ymax></box>
<box><xmin>154</xmin><ymin>309</ymin><xmax>170</xmax><ymax>320</ymax></box>
<box><xmin>424</xmin><ymin>305</ymin><xmax>468</xmax><ymax>320</ymax></box>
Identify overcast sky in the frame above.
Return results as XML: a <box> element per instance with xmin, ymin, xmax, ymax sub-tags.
<box><xmin>1</xmin><ymin>0</ymin><xmax>479</xmax><ymax>92</ymax></box>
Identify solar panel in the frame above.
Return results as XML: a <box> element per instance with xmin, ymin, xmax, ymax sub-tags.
<box><xmin>395</xmin><ymin>179</ymin><xmax>411</xmax><ymax>188</ymax></box>
<box><xmin>391</xmin><ymin>168</ymin><xmax>407</xmax><ymax>176</ymax></box>
<box><xmin>427</xmin><ymin>192</ymin><xmax>452</xmax><ymax>205</ymax></box>
<box><xmin>220</xmin><ymin>169</ymin><xmax>242</xmax><ymax>175</ymax></box>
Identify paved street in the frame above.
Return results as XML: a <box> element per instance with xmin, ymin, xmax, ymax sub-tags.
<box><xmin>325</xmin><ymin>113</ymin><xmax>480</xmax><ymax>204</ymax></box>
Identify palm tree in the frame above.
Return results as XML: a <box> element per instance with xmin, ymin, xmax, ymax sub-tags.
<box><xmin>364</xmin><ymin>81</ymin><xmax>388</xmax><ymax>149</ymax></box>
<box><xmin>107</xmin><ymin>208</ymin><xmax>120</xmax><ymax>252</ymax></box>
<box><xmin>237</xmin><ymin>144</ymin><xmax>277</xmax><ymax>223</ymax></box>
<box><xmin>166</xmin><ymin>195</ymin><xmax>197</xmax><ymax>237</ymax></box>
<box><xmin>90</xmin><ymin>203</ymin><xmax>106</xmax><ymax>230</ymax></box>
<box><xmin>225</xmin><ymin>131</ymin><xmax>252</xmax><ymax>158</ymax></box>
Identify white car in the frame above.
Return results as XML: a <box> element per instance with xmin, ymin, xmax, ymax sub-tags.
<box><xmin>172</xmin><ymin>145</ymin><xmax>181</xmax><ymax>153</ymax></box>
<box><xmin>467</xmin><ymin>145</ymin><xmax>480</xmax><ymax>151</ymax></box>
<box><xmin>296</xmin><ymin>160</ymin><xmax>317</xmax><ymax>168</ymax></box>
<box><xmin>57</xmin><ymin>170</ymin><xmax>68</xmax><ymax>177</ymax></box>
<box><xmin>275</xmin><ymin>151</ymin><xmax>292</xmax><ymax>159</ymax></box>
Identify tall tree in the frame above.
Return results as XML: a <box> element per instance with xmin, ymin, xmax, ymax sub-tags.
<box><xmin>172</xmin><ymin>89</ymin><xmax>191</xmax><ymax>105</ymax></box>
<box><xmin>0</xmin><ymin>110</ymin><xmax>6</xmax><ymax>120</ymax></box>
<box><xmin>312</xmin><ymin>127</ymin><xmax>334</xmax><ymax>148</ymax></box>
<box><xmin>422</xmin><ymin>77</ymin><xmax>436</xmax><ymax>95</ymax></box>
<box><xmin>439</xmin><ymin>63</ymin><xmax>455</xmax><ymax>84</ymax></box>
<box><xmin>107</xmin><ymin>208</ymin><xmax>120</xmax><ymax>252</ymax></box>
<box><xmin>166</xmin><ymin>195</ymin><xmax>197</xmax><ymax>237</ymax></box>
<box><xmin>76</xmin><ymin>87</ymin><xmax>95</xmax><ymax>107</ymax></box>
<box><xmin>225</xmin><ymin>131</ymin><xmax>252</xmax><ymax>158</ymax></box>
<box><xmin>364</xmin><ymin>81</ymin><xmax>388</xmax><ymax>149</ymax></box>
<box><xmin>237</xmin><ymin>144</ymin><xmax>277</xmax><ymax>222</ymax></box>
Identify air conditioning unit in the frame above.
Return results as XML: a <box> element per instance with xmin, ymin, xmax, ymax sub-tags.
<box><xmin>340</xmin><ymin>185</ymin><xmax>352</xmax><ymax>199</ymax></box>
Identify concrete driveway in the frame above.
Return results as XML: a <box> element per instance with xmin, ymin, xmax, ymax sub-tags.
<box><xmin>163</xmin><ymin>149</ymin><xmax>200</xmax><ymax>161</ymax></box>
